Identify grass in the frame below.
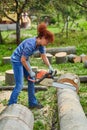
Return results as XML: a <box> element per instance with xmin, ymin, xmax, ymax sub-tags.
<box><xmin>0</xmin><ymin>20</ymin><xmax>87</xmax><ymax>129</ymax></box>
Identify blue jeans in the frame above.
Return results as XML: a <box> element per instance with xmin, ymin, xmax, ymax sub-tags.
<box><xmin>8</xmin><ymin>61</ymin><xmax>38</xmax><ymax>107</ymax></box>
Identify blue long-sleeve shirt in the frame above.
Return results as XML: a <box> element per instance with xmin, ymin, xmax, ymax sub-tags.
<box><xmin>11</xmin><ymin>37</ymin><xmax>46</xmax><ymax>62</ymax></box>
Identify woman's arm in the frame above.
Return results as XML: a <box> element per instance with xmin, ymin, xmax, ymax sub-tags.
<box><xmin>41</xmin><ymin>53</ymin><xmax>50</xmax><ymax>67</ymax></box>
<box><xmin>21</xmin><ymin>56</ymin><xmax>31</xmax><ymax>72</ymax></box>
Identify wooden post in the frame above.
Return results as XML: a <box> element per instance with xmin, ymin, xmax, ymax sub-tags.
<box><xmin>57</xmin><ymin>73</ymin><xmax>87</xmax><ymax>130</ymax></box>
<box><xmin>0</xmin><ymin>104</ymin><xmax>34</xmax><ymax>130</ymax></box>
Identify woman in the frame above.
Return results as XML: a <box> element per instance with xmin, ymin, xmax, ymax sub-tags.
<box><xmin>8</xmin><ymin>22</ymin><xmax>54</xmax><ymax>109</ymax></box>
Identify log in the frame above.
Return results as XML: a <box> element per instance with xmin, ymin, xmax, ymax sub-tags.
<box><xmin>5</xmin><ymin>67</ymin><xmax>38</xmax><ymax>85</ymax></box>
<box><xmin>2</xmin><ymin>57</ymin><xmax>11</xmax><ymax>64</ymax></box>
<box><xmin>57</xmin><ymin>73</ymin><xmax>87</xmax><ymax>130</ymax></box>
<box><xmin>46</xmin><ymin>53</ymin><xmax>53</xmax><ymax>63</ymax></box>
<box><xmin>55</xmin><ymin>52</ymin><xmax>67</xmax><ymax>64</ymax></box>
<box><xmin>33</xmin><ymin>46</ymin><xmax>76</xmax><ymax>57</ymax></box>
<box><xmin>73</xmin><ymin>56</ymin><xmax>81</xmax><ymax>63</ymax></box>
<box><xmin>57</xmin><ymin>89</ymin><xmax>87</xmax><ymax>130</ymax></box>
<box><xmin>58</xmin><ymin>73</ymin><xmax>80</xmax><ymax>92</ymax></box>
<box><xmin>47</xmin><ymin>46</ymin><xmax>76</xmax><ymax>55</ymax></box>
<box><xmin>67</xmin><ymin>54</ymin><xmax>76</xmax><ymax>63</ymax></box>
<box><xmin>5</xmin><ymin>70</ymin><xmax>15</xmax><ymax>85</ymax></box>
<box><xmin>79</xmin><ymin>75</ymin><xmax>87</xmax><ymax>83</ymax></box>
<box><xmin>80</xmin><ymin>54</ymin><xmax>87</xmax><ymax>63</ymax></box>
<box><xmin>0</xmin><ymin>104</ymin><xmax>34</xmax><ymax>130</ymax></box>
<box><xmin>0</xmin><ymin>85</ymin><xmax>47</xmax><ymax>92</ymax></box>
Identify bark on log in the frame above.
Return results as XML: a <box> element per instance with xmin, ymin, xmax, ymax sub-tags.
<box><xmin>46</xmin><ymin>53</ymin><xmax>53</xmax><ymax>63</ymax></box>
<box><xmin>0</xmin><ymin>104</ymin><xmax>34</xmax><ymax>130</ymax></box>
<box><xmin>57</xmin><ymin>73</ymin><xmax>87</xmax><ymax>130</ymax></box>
<box><xmin>55</xmin><ymin>52</ymin><xmax>67</xmax><ymax>64</ymax></box>
<box><xmin>79</xmin><ymin>76</ymin><xmax>87</xmax><ymax>83</ymax></box>
<box><xmin>57</xmin><ymin>89</ymin><xmax>87</xmax><ymax>130</ymax></box>
<box><xmin>67</xmin><ymin>54</ymin><xmax>76</xmax><ymax>63</ymax></box>
<box><xmin>5</xmin><ymin>70</ymin><xmax>15</xmax><ymax>85</ymax></box>
<box><xmin>47</xmin><ymin>46</ymin><xmax>76</xmax><ymax>55</ymax></box>
<box><xmin>33</xmin><ymin>46</ymin><xmax>76</xmax><ymax>57</ymax></box>
<box><xmin>2</xmin><ymin>57</ymin><xmax>11</xmax><ymax>64</ymax></box>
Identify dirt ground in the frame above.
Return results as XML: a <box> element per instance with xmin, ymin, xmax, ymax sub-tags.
<box><xmin>0</xmin><ymin>91</ymin><xmax>11</xmax><ymax>113</ymax></box>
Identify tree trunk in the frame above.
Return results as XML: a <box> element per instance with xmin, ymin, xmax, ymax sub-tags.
<box><xmin>66</xmin><ymin>16</ymin><xmax>69</xmax><ymax>38</ymax></box>
<box><xmin>16</xmin><ymin>20</ymin><xmax>20</xmax><ymax>45</ymax></box>
<box><xmin>0</xmin><ymin>30</ymin><xmax>3</xmax><ymax>44</ymax></box>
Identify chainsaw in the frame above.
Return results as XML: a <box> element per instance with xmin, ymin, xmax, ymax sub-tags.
<box><xmin>28</xmin><ymin>70</ymin><xmax>76</xmax><ymax>91</ymax></box>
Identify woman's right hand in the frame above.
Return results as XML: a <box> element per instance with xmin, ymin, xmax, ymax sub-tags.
<box><xmin>29</xmin><ymin>70</ymin><xmax>36</xmax><ymax>78</ymax></box>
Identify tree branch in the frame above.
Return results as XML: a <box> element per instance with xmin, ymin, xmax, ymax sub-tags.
<box><xmin>3</xmin><ymin>11</ymin><xmax>16</xmax><ymax>23</ymax></box>
<box><xmin>73</xmin><ymin>0</ymin><xmax>87</xmax><ymax>8</ymax></box>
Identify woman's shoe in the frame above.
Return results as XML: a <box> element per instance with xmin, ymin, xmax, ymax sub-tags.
<box><xmin>29</xmin><ymin>103</ymin><xmax>44</xmax><ymax>109</ymax></box>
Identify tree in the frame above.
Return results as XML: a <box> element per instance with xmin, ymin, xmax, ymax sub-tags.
<box><xmin>0</xmin><ymin>0</ymin><xmax>30</xmax><ymax>45</ymax></box>
<box><xmin>50</xmin><ymin>0</ymin><xmax>81</xmax><ymax>38</ymax></box>
<box><xmin>29</xmin><ymin>0</ymin><xmax>51</xmax><ymax>24</ymax></box>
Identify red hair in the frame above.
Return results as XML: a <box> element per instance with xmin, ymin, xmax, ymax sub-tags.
<box><xmin>37</xmin><ymin>22</ymin><xmax>54</xmax><ymax>43</ymax></box>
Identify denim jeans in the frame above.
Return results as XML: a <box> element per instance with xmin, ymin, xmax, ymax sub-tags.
<box><xmin>8</xmin><ymin>61</ymin><xmax>38</xmax><ymax>107</ymax></box>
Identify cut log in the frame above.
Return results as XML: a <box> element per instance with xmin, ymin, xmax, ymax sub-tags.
<box><xmin>57</xmin><ymin>73</ymin><xmax>87</xmax><ymax>130</ymax></box>
<box><xmin>55</xmin><ymin>52</ymin><xmax>67</xmax><ymax>64</ymax></box>
<box><xmin>79</xmin><ymin>75</ymin><xmax>87</xmax><ymax>83</ymax></box>
<box><xmin>73</xmin><ymin>56</ymin><xmax>81</xmax><ymax>63</ymax></box>
<box><xmin>46</xmin><ymin>53</ymin><xmax>53</xmax><ymax>63</ymax></box>
<box><xmin>80</xmin><ymin>54</ymin><xmax>87</xmax><ymax>63</ymax></box>
<box><xmin>5</xmin><ymin>67</ymin><xmax>38</xmax><ymax>85</ymax></box>
<box><xmin>0</xmin><ymin>104</ymin><xmax>34</xmax><ymax>130</ymax></box>
<box><xmin>2</xmin><ymin>57</ymin><xmax>11</xmax><ymax>64</ymax></box>
<box><xmin>82</xmin><ymin>56</ymin><xmax>87</xmax><ymax>63</ymax></box>
<box><xmin>5</xmin><ymin>70</ymin><xmax>15</xmax><ymax>85</ymax></box>
<box><xmin>67</xmin><ymin>54</ymin><xmax>76</xmax><ymax>63</ymax></box>
<box><xmin>58</xmin><ymin>73</ymin><xmax>80</xmax><ymax>93</ymax></box>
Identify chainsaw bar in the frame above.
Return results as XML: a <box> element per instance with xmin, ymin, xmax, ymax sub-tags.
<box><xmin>52</xmin><ymin>82</ymin><xmax>76</xmax><ymax>91</ymax></box>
